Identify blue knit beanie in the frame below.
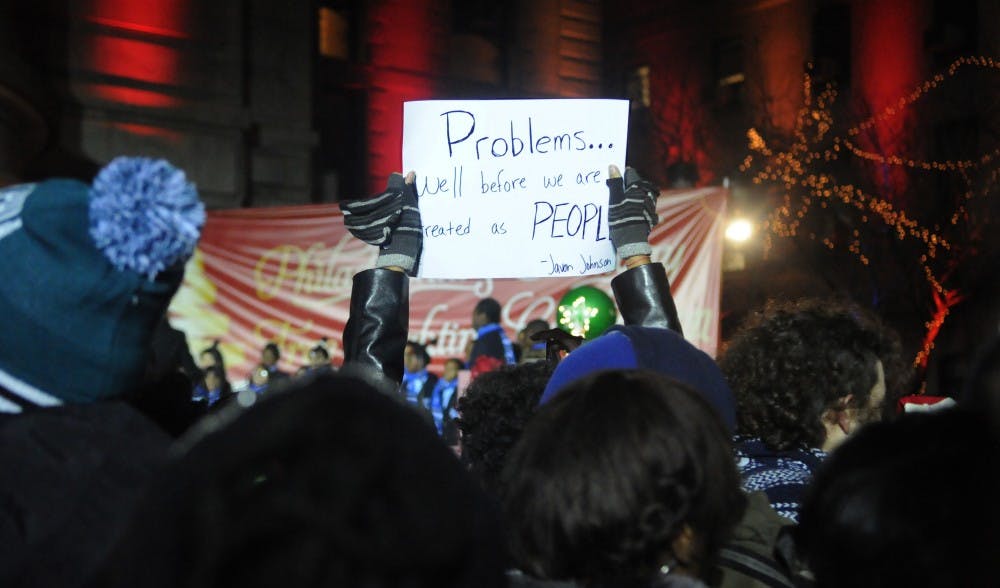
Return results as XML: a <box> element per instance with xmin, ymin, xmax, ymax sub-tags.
<box><xmin>0</xmin><ymin>157</ymin><xmax>204</xmax><ymax>404</ymax></box>
<box><xmin>540</xmin><ymin>325</ymin><xmax>736</xmax><ymax>432</ymax></box>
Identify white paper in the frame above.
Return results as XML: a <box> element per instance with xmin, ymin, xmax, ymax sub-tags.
<box><xmin>402</xmin><ymin>99</ymin><xmax>628</xmax><ymax>279</ymax></box>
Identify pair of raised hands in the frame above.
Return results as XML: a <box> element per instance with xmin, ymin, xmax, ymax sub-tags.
<box><xmin>339</xmin><ymin>166</ymin><xmax>660</xmax><ymax>276</ymax></box>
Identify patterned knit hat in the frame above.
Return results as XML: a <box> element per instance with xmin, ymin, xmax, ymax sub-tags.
<box><xmin>0</xmin><ymin>157</ymin><xmax>204</xmax><ymax>406</ymax></box>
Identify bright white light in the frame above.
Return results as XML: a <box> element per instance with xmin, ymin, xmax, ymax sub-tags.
<box><xmin>725</xmin><ymin>219</ymin><xmax>753</xmax><ymax>243</ymax></box>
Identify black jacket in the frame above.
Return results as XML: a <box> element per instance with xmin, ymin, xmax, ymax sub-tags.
<box><xmin>611</xmin><ymin>261</ymin><xmax>683</xmax><ymax>334</ymax></box>
<box><xmin>339</xmin><ymin>268</ymin><xmax>410</xmax><ymax>393</ymax></box>
<box><xmin>0</xmin><ymin>402</ymin><xmax>170</xmax><ymax>587</ymax></box>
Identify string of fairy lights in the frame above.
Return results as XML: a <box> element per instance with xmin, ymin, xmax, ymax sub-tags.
<box><xmin>739</xmin><ymin>55</ymin><xmax>1000</xmax><ymax>368</ymax></box>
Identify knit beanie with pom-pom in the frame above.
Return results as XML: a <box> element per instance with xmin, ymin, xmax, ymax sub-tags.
<box><xmin>0</xmin><ymin>157</ymin><xmax>204</xmax><ymax>407</ymax></box>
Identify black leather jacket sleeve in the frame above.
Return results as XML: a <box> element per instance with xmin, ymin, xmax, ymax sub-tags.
<box><xmin>340</xmin><ymin>268</ymin><xmax>408</xmax><ymax>395</ymax></box>
<box><xmin>610</xmin><ymin>262</ymin><xmax>684</xmax><ymax>336</ymax></box>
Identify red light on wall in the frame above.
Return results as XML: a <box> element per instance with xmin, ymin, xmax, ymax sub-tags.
<box><xmin>83</xmin><ymin>0</ymin><xmax>190</xmax><ymax>109</ymax></box>
<box><xmin>89</xmin><ymin>0</ymin><xmax>189</xmax><ymax>35</ymax></box>
<box><xmin>89</xmin><ymin>84</ymin><xmax>180</xmax><ymax>109</ymax></box>
<box><xmin>111</xmin><ymin>121</ymin><xmax>182</xmax><ymax>142</ymax></box>
<box><xmin>89</xmin><ymin>36</ymin><xmax>181</xmax><ymax>85</ymax></box>
<box><xmin>364</xmin><ymin>1</ymin><xmax>443</xmax><ymax>192</ymax></box>
<box><xmin>851</xmin><ymin>0</ymin><xmax>924</xmax><ymax>204</ymax></box>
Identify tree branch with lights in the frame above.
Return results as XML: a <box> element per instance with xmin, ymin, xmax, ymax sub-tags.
<box><xmin>739</xmin><ymin>55</ymin><xmax>1000</xmax><ymax>372</ymax></box>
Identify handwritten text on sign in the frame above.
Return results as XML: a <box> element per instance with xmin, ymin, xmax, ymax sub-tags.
<box><xmin>402</xmin><ymin>99</ymin><xmax>629</xmax><ymax>278</ymax></box>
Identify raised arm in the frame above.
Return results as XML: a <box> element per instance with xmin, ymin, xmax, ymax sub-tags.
<box><xmin>605</xmin><ymin>165</ymin><xmax>683</xmax><ymax>335</ymax></box>
<box><xmin>338</xmin><ymin>172</ymin><xmax>422</xmax><ymax>394</ymax></box>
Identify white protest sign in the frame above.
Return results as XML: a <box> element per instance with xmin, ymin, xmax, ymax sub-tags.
<box><xmin>402</xmin><ymin>99</ymin><xmax>628</xmax><ymax>279</ymax></box>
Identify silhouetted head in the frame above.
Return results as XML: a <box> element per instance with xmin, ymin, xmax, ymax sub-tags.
<box><xmin>795</xmin><ymin>409</ymin><xmax>1000</xmax><ymax>587</ymax></box>
<box><xmin>504</xmin><ymin>370</ymin><xmax>746</xmax><ymax>587</ymax></box>
<box><xmin>261</xmin><ymin>342</ymin><xmax>280</xmax><ymax>368</ymax></box>
<box><xmin>96</xmin><ymin>373</ymin><xmax>507</xmax><ymax>588</ymax></box>
<box><xmin>473</xmin><ymin>298</ymin><xmax>502</xmax><ymax>329</ymax></box>
<box><xmin>308</xmin><ymin>338</ymin><xmax>331</xmax><ymax>368</ymax></box>
<box><xmin>404</xmin><ymin>341</ymin><xmax>431</xmax><ymax>373</ymax></box>
<box><xmin>443</xmin><ymin>358</ymin><xmax>463</xmax><ymax>381</ymax></box>
<box><xmin>199</xmin><ymin>341</ymin><xmax>226</xmax><ymax>373</ymax></box>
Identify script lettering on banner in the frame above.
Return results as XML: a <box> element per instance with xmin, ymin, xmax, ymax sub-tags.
<box><xmin>403</xmin><ymin>99</ymin><xmax>629</xmax><ymax>279</ymax></box>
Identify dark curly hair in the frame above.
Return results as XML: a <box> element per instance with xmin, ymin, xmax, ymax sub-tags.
<box><xmin>457</xmin><ymin>361</ymin><xmax>553</xmax><ymax>496</ymax></box>
<box><xmin>720</xmin><ymin>298</ymin><xmax>906</xmax><ymax>451</ymax></box>
<box><xmin>502</xmin><ymin>370</ymin><xmax>746</xmax><ymax>587</ymax></box>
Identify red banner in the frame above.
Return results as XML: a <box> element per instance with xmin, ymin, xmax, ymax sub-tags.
<box><xmin>169</xmin><ymin>187</ymin><xmax>727</xmax><ymax>382</ymax></box>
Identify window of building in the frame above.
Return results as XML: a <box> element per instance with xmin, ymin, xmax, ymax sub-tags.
<box><xmin>713</xmin><ymin>37</ymin><xmax>744</xmax><ymax>109</ymax></box>
<box><xmin>318</xmin><ymin>7</ymin><xmax>349</xmax><ymax>60</ymax></box>
<box><xmin>626</xmin><ymin>65</ymin><xmax>650</xmax><ymax>110</ymax></box>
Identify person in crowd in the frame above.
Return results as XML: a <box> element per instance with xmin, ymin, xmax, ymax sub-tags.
<box><xmin>259</xmin><ymin>341</ymin><xmax>288</xmax><ymax>382</ymax></box>
<box><xmin>536</xmin><ymin>166</ymin><xmax>795</xmax><ymax>587</ymax></box>
<box><xmin>468</xmin><ymin>297</ymin><xmax>516</xmax><ymax>374</ymax></box>
<box><xmin>247</xmin><ymin>364</ymin><xmax>270</xmax><ymax>395</ymax></box>
<box><xmin>306</xmin><ymin>337</ymin><xmax>334</xmax><ymax>374</ymax></box>
<box><xmin>517</xmin><ymin>319</ymin><xmax>550</xmax><ymax>364</ymax></box>
<box><xmin>791</xmin><ymin>408</ymin><xmax>1000</xmax><ymax>587</ymax></box>
<box><xmin>457</xmin><ymin>361</ymin><xmax>554</xmax><ymax>497</ymax></box>
<box><xmin>504</xmin><ymin>370</ymin><xmax>747</xmax><ymax>588</ymax></box>
<box><xmin>719</xmin><ymin>298</ymin><xmax>904</xmax><ymax>521</ymax></box>
<box><xmin>192</xmin><ymin>364</ymin><xmax>229</xmax><ymax>407</ymax></box>
<box><xmin>427</xmin><ymin>357</ymin><xmax>463</xmax><ymax>443</ymax></box>
<box><xmin>538</xmin><ymin>332</ymin><xmax>795</xmax><ymax>587</ymax></box>
<box><xmin>199</xmin><ymin>340</ymin><xmax>226</xmax><ymax>371</ymax></box>
<box><xmin>0</xmin><ymin>157</ymin><xmax>204</xmax><ymax>586</ymax></box>
<box><xmin>401</xmin><ymin>340</ymin><xmax>438</xmax><ymax>406</ymax></box>
<box><xmin>197</xmin><ymin>340</ymin><xmax>232</xmax><ymax>395</ymax></box>
<box><xmin>93</xmin><ymin>372</ymin><xmax>507</xmax><ymax>588</ymax></box>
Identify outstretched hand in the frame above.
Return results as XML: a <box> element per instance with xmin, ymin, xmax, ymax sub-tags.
<box><xmin>339</xmin><ymin>171</ymin><xmax>422</xmax><ymax>275</ymax></box>
<box><xmin>606</xmin><ymin>165</ymin><xmax>658</xmax><ymax>266</ymax></box>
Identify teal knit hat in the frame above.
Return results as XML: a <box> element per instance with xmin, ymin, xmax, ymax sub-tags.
<box><xmin>0</xmin><ymin>157</ymin><xmax>204</xmax><ymax>404</ymax></box>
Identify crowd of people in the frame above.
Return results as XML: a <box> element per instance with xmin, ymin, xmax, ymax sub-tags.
<box><xmin>0</xmin><ymin>158</ymin><xmax>997</xmax><ymax>588</ymax></box>
<box><xmin>185</xmin><ymin>299</ymin><xmax>548</xmax><ymax>445</ymax></box>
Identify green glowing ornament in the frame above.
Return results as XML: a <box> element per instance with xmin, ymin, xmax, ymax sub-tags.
<box><xmin>557</xmin><ymin>285</ymin><xmax>617</xmax><ymax>340</ymax></box>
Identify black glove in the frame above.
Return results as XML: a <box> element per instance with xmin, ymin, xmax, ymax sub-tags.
<box><xmin>340</xmin><ymin>173</ymin><xmax>423</xmax><ymax>275</ymax></box>
<box><xmin>339</xmin><ymin>173</ymin><xmax>406</xmax><ymax>245</ymax></box>
<box><xmin>606</xmin><ymin>167</ymin><xmax>659</xmax><ymax>260</ymax></box>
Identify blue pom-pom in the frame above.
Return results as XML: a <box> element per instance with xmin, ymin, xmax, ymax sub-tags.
<box><xmin>89</xmin><ymin>157</ymin><xmax>205</xmax><ymax>280</ymax></box>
